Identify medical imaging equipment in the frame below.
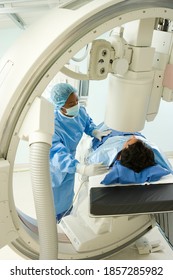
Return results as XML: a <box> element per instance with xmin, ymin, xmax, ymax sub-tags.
<box><xmin>90</xmin><ymin>183</ymin><xmax>173</xmax><ymax>216</ymax></box>
<box><xmin>1</xmin><ymin>0</ymin><xmax>173</xmax><ymax>259</ymax></box>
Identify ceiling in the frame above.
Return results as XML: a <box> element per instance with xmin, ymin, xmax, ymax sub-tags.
<box><xmin>0</xmin><ymin>0</ymin><xmax>92</xmax><ymax>30</ymax></box>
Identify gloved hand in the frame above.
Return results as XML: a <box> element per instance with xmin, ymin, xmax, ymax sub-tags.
<box><xmin>76</xmin><ymin>163</ymin><xmax>109</xmax><ymax>177</ymax></box>
<box><xmin>92</xmin><ymin>129</ymin><xmax>112</xmax><ymax>141</ymax></box>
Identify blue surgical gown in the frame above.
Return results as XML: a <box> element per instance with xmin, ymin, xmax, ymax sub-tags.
<box><xmin>49</xmin><ymin>106</ymin><xmax>97</xmax><ymax>216</ymax></box>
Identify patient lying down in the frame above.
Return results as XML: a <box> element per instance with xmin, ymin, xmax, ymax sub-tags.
<box><xmin>115</xmin><ymin>135</ymin><xmax>155</xmax><ymax>173</ymax></box>
<box><xmin>87</xmin><ymin>127</ymin><xmax>173</xmax><ymax>184</ymax></box>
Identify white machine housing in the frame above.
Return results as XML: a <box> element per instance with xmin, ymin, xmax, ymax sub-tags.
<box><xmin>0</xmin><ymin>0</ymin><xmax>173</xmax><ymax>259</ymax></box>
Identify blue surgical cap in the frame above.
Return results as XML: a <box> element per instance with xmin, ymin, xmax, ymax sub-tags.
<box><xmin>50</xmin><ymin>83</ymin><xmax>77</xmax><ymax>109</ymax></box>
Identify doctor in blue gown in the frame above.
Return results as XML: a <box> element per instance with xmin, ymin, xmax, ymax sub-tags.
<box><xmin>49</xmin><ymin>83</ymin><xmax>110</xmax><ymax>221</ymax></box>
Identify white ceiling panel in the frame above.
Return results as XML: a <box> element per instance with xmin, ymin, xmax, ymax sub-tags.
<box><xmin>0</xmin><ymin>0</ymin><xmax>92</xmax><ymax>29</ymax></box>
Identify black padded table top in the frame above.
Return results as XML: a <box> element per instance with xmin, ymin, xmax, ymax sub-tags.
<box><xmin>90</xmin><ymin>183</ymin><xmax>173</xmax><ymax>216</ymax></box>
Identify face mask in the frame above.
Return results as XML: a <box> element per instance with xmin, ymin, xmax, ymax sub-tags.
<box><xmin>64</xmin><ymin>104</ymin><xmax>79</xmax><ymax>117</ymax></box>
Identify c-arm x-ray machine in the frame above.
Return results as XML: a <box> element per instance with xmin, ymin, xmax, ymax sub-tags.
<box><xmin>0</xmin><ymin>0</ymin><xmax>173</xmax><ymax>259</ymax></box>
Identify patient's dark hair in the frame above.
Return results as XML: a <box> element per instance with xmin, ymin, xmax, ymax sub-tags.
<box><xmin>119</xmin><ymin>140</ymin><xmax>155</xmax><ymax>173</ymax></box>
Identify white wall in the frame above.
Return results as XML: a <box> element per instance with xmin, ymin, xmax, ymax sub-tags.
<box><xmin>142</xmin><ymin>100</ymin><xmax>173</xmax><ymax>152</ymax></box>
<box><xmin>87</xmin><ymin>80</ymin><xmax>108</xmax><ymax>124</ymax></box>
<box><xmin>0</xmin><ymin>28</ymin><xmax>24</xmax><ymax>57</ymax></box>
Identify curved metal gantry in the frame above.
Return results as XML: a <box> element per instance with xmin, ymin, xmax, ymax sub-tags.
<box><xmin>0</xmin><ymin>0</ymin><xmax>173</xmax><ymax>259</ymax></box>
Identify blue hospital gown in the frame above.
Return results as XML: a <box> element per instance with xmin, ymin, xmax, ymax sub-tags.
<box><xmin>50</xmin><ymin>106</ymin><xmax>97</xmax><ymax>216</ymax></box>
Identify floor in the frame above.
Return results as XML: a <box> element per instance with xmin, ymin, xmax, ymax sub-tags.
<box><xmin>0</xmin><ymin>160</ymin><xmax>173</xmax><ymax>260</ymax></box>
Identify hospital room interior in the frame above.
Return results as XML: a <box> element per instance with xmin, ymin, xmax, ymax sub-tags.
<box><xmin>1</xmin><ymin>0</ymin><xmax>173</xmax><ymax>260</ymax></box>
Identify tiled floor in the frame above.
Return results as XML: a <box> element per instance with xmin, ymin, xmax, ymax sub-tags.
<box><xmin>0</xmin><ymin>159</ymin><xmax>173</xmax><ymax>260</ymax></box>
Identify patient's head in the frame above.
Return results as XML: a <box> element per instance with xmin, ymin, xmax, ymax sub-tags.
<box><xmin>118</xmin><ymin>136</ymin><xmax>155</xmax><ymax>173</ymax></box>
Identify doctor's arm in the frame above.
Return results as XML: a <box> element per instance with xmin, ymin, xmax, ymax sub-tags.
<box><xmin>50</xmin><ymin>137</ymin><xmax>79</xmax><ymax>174</ymax></box>
<box><xmin>50</xmin><ymin>135</ymin><xmax>108</xmax><ymax>176</ymax></box>
<box><xmin>83</xmin><ymin>109</ymin><xmax>112</xmax><ymax>141</ymax></box>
